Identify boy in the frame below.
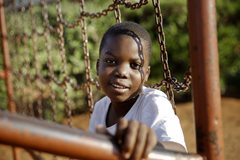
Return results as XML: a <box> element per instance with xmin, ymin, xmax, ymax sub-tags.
<box><xmin>89</xmin><ymin>21</ymin><xmax>186</xmax><ymax>159</ymax></box>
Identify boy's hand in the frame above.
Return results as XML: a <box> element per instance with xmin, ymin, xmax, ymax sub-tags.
<box><xmin>96</xmin><ymin>119</ymin><xmax>157</xmax><ymax>160</ymax></box>
<box><xmin>115</xmin><ymin>119</ymin><xmax>157</xmax><ymax>160</ymax></box>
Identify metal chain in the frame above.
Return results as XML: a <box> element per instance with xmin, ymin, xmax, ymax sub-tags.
<box><xmin>79</xmin><ymin>0</ymin><xmax>94</xmax><ymax>113</ymax></box>
<box><xmin>41</xmin><ymin>0</ymin><xmax>57</xmax><ymax>121</ymax></box>
<box><xmin>80</xmin><ymin>3</ymin><xmax>117</xmax><ymax>19</ymax></box>
<box><xmin>8</xmin><ymin>0</ymin><xmax>192</xmax><ymax>119</ymax></box>
<box><xmin>23</xmin><ymin>31</ymin><xmax>33</xmax><ymax>116</ymax></box>
<box><xmin>13</xmin><ymin>2</ymin><xmax>40</xmax><ymax>117</ymax></box>
<box><xmin>151</xmin><ymin>0</ymin><xmax>192</xmax><ymax>112</ymax></box>
<box><xmin>152</xmin><ymin>0</ymin><xmax>175</xmax><ymax>111</ymax></box>
<box><xmin>57</xmin><ymin>0</ymin><xmax>147</xmax><ymax>28</ymax></box>
<box><xmin>11</xmin><ymin>5</ymin><xmax>23</xmax><ymax>115</ymax></box>
<box><xmin>55</xmin><ymin>2</ymin><xmax>120</xmax><ymax>27</ymax></box>
<box><xmin>29</xmin><ymin>0</ymin><xmax>44</xmax><ymax>118</ymax></box>
<box><xmin>79</xmin><ymin>0</ymin><xmax>147</xmax><ymax>19</ymax></box>
<box><xmin>12</xmin><ymin>27</ymin><xmax>30</xmax><ymax>116</ymax></box>
<box><xmin>17</xmin><ymin>4</ymin><xmax>35</xmax><ymax>117</ymax></box>
<box><xmin>56</xmin><ymin>0</ymin><xmax>72</xmax><ymax>126</ymax></box>
<box><xmin>150</xmin><ymin>68</ymin><xmax>192</xmax><ymax>93</ymax></box>
<box><xmin>72</xmin><ymin>78</ymin><xmax>100</xmax><ymax>90</ymax></box>
<box><xmin>151</xmin><ymin>0</ymin><xmax>192</xmax><ymax>92</ymax></box>
<box><xmin>113</xmin><ymin>1</ymin><xmax>121</xmax><ymax>23</ymax></box>
<box><xmin>10</xmin><ymin>1</ymin><xmax>148</xmax><ymax>35</ymax></box>
<box><xmin>115</xmin><ymin>0</ymin><xmax>148</xmax><ymax>9</ymax></box>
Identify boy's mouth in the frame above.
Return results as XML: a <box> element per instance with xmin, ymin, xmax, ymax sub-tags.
<box><xmin>111</xmin><ymin>83</ymin><xmax>128</xmax><ymax>89</ymax></box>
<box><xmin>109</xmin><ymin>79</ymin><xmax>130</xmax><ymax>92</ymax></box>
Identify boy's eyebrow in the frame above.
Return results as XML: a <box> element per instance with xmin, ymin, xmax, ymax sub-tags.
<box><xmin>103</xmin><ymin>50</ymin><xmax>144</xmax><ymax>62</ymax></box>
<box><xmin>103</xmin><ymin>51</ymin><xmax>114</xmax><ymax>56</ymax></box>
<box><xmin>131</xmin><ymin>57</ymin><xmax>142</xmax><ymax>62</ymax></box>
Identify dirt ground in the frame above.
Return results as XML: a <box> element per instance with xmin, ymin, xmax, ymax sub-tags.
<box><xmin>0</xmin><ymin>97</ymin><xmax>239</xmax><ymax>160</ymax></box>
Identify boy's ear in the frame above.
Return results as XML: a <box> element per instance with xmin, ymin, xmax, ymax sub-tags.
<box><xmin>96</xmin><ymin>59</ymin><xmax>100</xmax><ymax>75</ymax></box>
<box><xmin>144</xmin><ymin>66</ymin><xmax>151</xmax><ymax>82</ymax></box>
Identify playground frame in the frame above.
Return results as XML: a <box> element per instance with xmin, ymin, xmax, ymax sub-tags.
<box><xmin>0</xmin><ymin>0</ymin><xmax>224</xmax><ymax>159</ymax></box>
<box><xmin>0</xmin><ymin>110</ymin><xmax>204</xmax><ymax>160</ymax></box>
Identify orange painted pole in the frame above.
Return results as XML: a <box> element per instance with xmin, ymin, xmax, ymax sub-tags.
<box><xmin>0</xmin><ymin>0</ymin><xmax>15</xmax><ymax>113</ymax></box>
<box><xmin>0</xmin><ymin>0</ymin><xmax>19</xmax><ymax>160</ymax></box>
<box><xmin>0</xmin><ymin>111</ymin><xmax>204</xmax><ymax>160</ymax></box>
<box><xmin>0</xmin><ymin>70</ymin><xmax>5</xmax><ymax>79</ymax></box>
<box><xmin>188</xmin><ymin>0</ymin><xmax>224</xmax><ymax>159</ymax></box>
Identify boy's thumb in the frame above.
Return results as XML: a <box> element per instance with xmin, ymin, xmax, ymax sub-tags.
<box><xmin>96</xmin><ymin>125</ymin><xmax>111</xmax><ymax>136</ymax></box>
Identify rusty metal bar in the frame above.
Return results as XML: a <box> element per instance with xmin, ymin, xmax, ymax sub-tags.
<box><xmin>0</xmin><ymin>111</ymin><xmax>204</xmax><ymax>160</ymax></box>
<box><xmin>187</xmin><ymin>0</ymin><xmax>224</xmax><ymax>159</ymax></box>
<box><xmin>0</xmin><ymin>0</ymin><xmax>19</xmax><ymax>159</ymax></box>
<box><xmin>0</xmin><ymin>70</ymin><xmax>5</xmax><ymax>79</ymax></box>
<box><xmin>0</xmin><ymin>0</ymin><xmax>16</xmax><ymax>113</ymax></box>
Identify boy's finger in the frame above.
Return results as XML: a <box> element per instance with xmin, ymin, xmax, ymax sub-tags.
<box><xmin>96</xmin><ymin>125</ymin><xmax>111</xmax><ymax>136</ymax></box>
<box><xmin>115</xmin><ymin>118</ymin><xmax>128</xmax><ymax>144</ymax></box>
<box><xmin>142</xmin><ymin>129</ymin><xmax>157</xmax><ymax>159</ymax></box>
<box><xmin>131</xmin><ymin>124</ymin><xmax>148</xmax><ymax>160</ymax></box>
<box><xmin>122</xmin><ymin>120</ymin><xmax>139</xmax><ymax>159</ymax></box>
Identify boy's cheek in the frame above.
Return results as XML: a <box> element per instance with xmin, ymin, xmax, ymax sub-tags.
<box><xmin>100</xmin><ymin>67</ymin><xmax>114</xmax><ymax>75</ymax></box>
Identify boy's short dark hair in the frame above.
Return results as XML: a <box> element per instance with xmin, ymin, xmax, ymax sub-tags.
<box><xmin>99</xmin><ymin>21</ymin><xmax>152</xmax><ymax>58</ymax></box>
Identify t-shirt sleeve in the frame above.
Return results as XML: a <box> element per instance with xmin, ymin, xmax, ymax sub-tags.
<box><xmin>88</xmin><ymin>100</ymin><xmax>102</xmax><ymax>133</ymax></box>
<box><xmin>140</xmin><ymin>91</ymin><xmax>186</xmax><ymax>149</ymax></box>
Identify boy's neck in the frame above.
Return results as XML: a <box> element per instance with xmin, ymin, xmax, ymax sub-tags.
<box><xmin>112</xmin><ymin>95</ymin><xmax>139</xmax><ymax>115</ymax></box>
<box><xmin>106</xmin><ymin>95</ymin><xmax>139</xmax><ymax>127</ymax></box>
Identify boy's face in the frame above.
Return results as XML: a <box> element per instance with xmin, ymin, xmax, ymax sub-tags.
<box><xmin>97</xmin><ymin>34</ymin><xmax>150</xmax><ymax>103</ymax></box>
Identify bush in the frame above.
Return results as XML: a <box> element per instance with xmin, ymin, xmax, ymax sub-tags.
<box><xmin>0</xmin><ymin>0</ymin><xmax>239</xmax><ymax>120</ymax></box>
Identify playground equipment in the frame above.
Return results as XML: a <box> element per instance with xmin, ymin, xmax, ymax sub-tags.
<box><xmin>0</xmin><ymin>110</ymin><xmax>204</xmax><ymax>160</ymax></box>
<box><xmin>0</xmin><ymin>0</ymin><xmax>224</xmax><ymax>159</ymax></box>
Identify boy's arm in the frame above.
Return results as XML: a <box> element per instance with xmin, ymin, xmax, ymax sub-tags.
<box><xmin>115</xmin><ymin>119</ymin><xmax>187</xmax><ymax>159</ymax></box>
<box><xmin>96</xmin><ymin>119</ymin><xmax>186</xmax><ymax>160</ymax></box>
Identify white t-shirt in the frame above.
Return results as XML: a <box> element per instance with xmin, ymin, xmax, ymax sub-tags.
<box><xmin>89</xmin><ymin>87</ymin><xmax>186</xmax><ymax>149</ymax></box>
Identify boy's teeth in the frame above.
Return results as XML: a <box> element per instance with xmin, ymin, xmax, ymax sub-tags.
<box><xmin>112</xmin><ymin>83</ymin><xmax>126</xmax><ymax>89</ymax></box>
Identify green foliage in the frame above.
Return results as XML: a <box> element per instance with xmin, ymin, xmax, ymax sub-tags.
<box><xmin>0</xmin><ymin>80</ymin><xmax>7</xmax><ymax>110</ymax></box>
<box><xmin>0</xmin><ymin>0</ymin><xmax>239</xmax><ymax>120</ymax></box>
<box><xmin>216</xmin><ymin>0</ymin><xmax>240</xmax><ymax>94</ymax></box>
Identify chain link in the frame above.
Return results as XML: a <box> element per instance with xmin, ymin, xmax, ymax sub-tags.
<box><xmin>113</xmin><ymin>1</ymin><xmax>122</xmax><ymax>23</ymax></box>
<box><xmin>29</xmin><ymin>0</ymin><xmax>45</xmax><ymax>118</ymax></box>
<box><xmin>12</xmin><ymin>13</ymin><xmax>29</xmax><ymax>116</ymax></box>
<box><xmin>8</xmin><ymin>0</ymin><xmax>192</xmax><ymax>118</ymax></box>
<box><xmin>149</xmin><ymin>68</ymin><xmax>192</xmax><ymax>92</ymax></box>
<box><xmin>151</xmin><ymin>0</ymin><xmax>192</xmax><ymax>112</ymax></box>
<box><xmin>152</xmin><ymin>0</ymin><xmax>176</xmax><ymax>111</ymax></box>
<box><xmin>56</xmin><ymin>0</ymin><xmax>72</xmax><ymax>126</ymax></box>
<box><xmin>115</xmin><ymin>0</ymin><xmax>148</xmax><ymax>9</ymax></box>
<box><xmin>79</xmin><ymin>0</ymin><xmax>94</xmax><ymax>113</ymax></box>
<box><xmin>41</xmin><ymin>0</ymin><xmax>57</xmax><ymax>121</ymax></box>
<box><xmin>79</xmin><ymin>0</ymin><xmax>147</xmax><ymax>19</ymax></box>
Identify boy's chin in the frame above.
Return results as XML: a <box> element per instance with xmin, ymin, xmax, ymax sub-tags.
<box><xmin>109</xmin><ymin>94</ymin><xmax>139</xmax><ymax>104</ymax></box>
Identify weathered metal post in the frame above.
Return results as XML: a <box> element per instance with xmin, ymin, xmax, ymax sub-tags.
<box><xmin>0</xmin><ymin>110</ymin><xmax>204</xmax><ymax>160</ymax></box>
<box><xmin>187</xmin><ymin>0</ymin><xmax>224</xmax><ymax>159</ymax></box>
<box><xmin>0</xmin><ymin>0</ymin><xmax>19</xmax><ymax>159</ymax></box>
<box><xmin>0</xmin><ymin>0</ymin><xmax>15</xmax><ymax>112</ymax></box>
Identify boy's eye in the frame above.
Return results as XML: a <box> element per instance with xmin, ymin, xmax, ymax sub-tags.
<box><xmin>131</xmin><ymin>62</ymin><xmax>142</xmax><ymax>70</ymax></box>
<box><xmin>104</xmin><ymin>59</ymin><xmax>116</xmax><ymax>65</ymax></box>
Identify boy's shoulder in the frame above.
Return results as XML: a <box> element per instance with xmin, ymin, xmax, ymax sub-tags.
<box><xmin>94</xmin><ymin>96</ymin><xmax>111</xmax><ymax>110</ymax></box>
<box><xmin>95</xmin><ymin>96</ymin><xmax>110</xmax><ymax>105</ymax></box>
<box><xmin>141</xmin><ymin>87</ymin><xmax>171</xmax><ymax>109</ymax></box>
<box><xmin>142</xmin><ymin>86</ymin><xmax>167</xmax><ymax>98</ymax></box>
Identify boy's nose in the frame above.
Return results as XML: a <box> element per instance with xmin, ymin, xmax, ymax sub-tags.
<box><xmin>115</xmin><ymin>64</ymin><xmax>128</xmax><ymax>78</ymax></box>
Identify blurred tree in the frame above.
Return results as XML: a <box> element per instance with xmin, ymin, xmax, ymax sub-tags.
<box><xmin>217</xmin><ymin>0</ymin><xmax>240</xmax><ymax>97</ymax></box>
<box><xmin>1</xmin><ymin>0</ymin><xmax>239</xmax><ymax>116</ymax></box>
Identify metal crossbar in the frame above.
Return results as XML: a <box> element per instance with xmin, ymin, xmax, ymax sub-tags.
<box><xmin>0</xmin><ymin>110</ymin><xmax>204</xmax><ymax>160</ymax></box>
<box><xmin>0</xmin><ymin>0</ymin><xmax>224</xmax><ymax>160</ymax></box>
